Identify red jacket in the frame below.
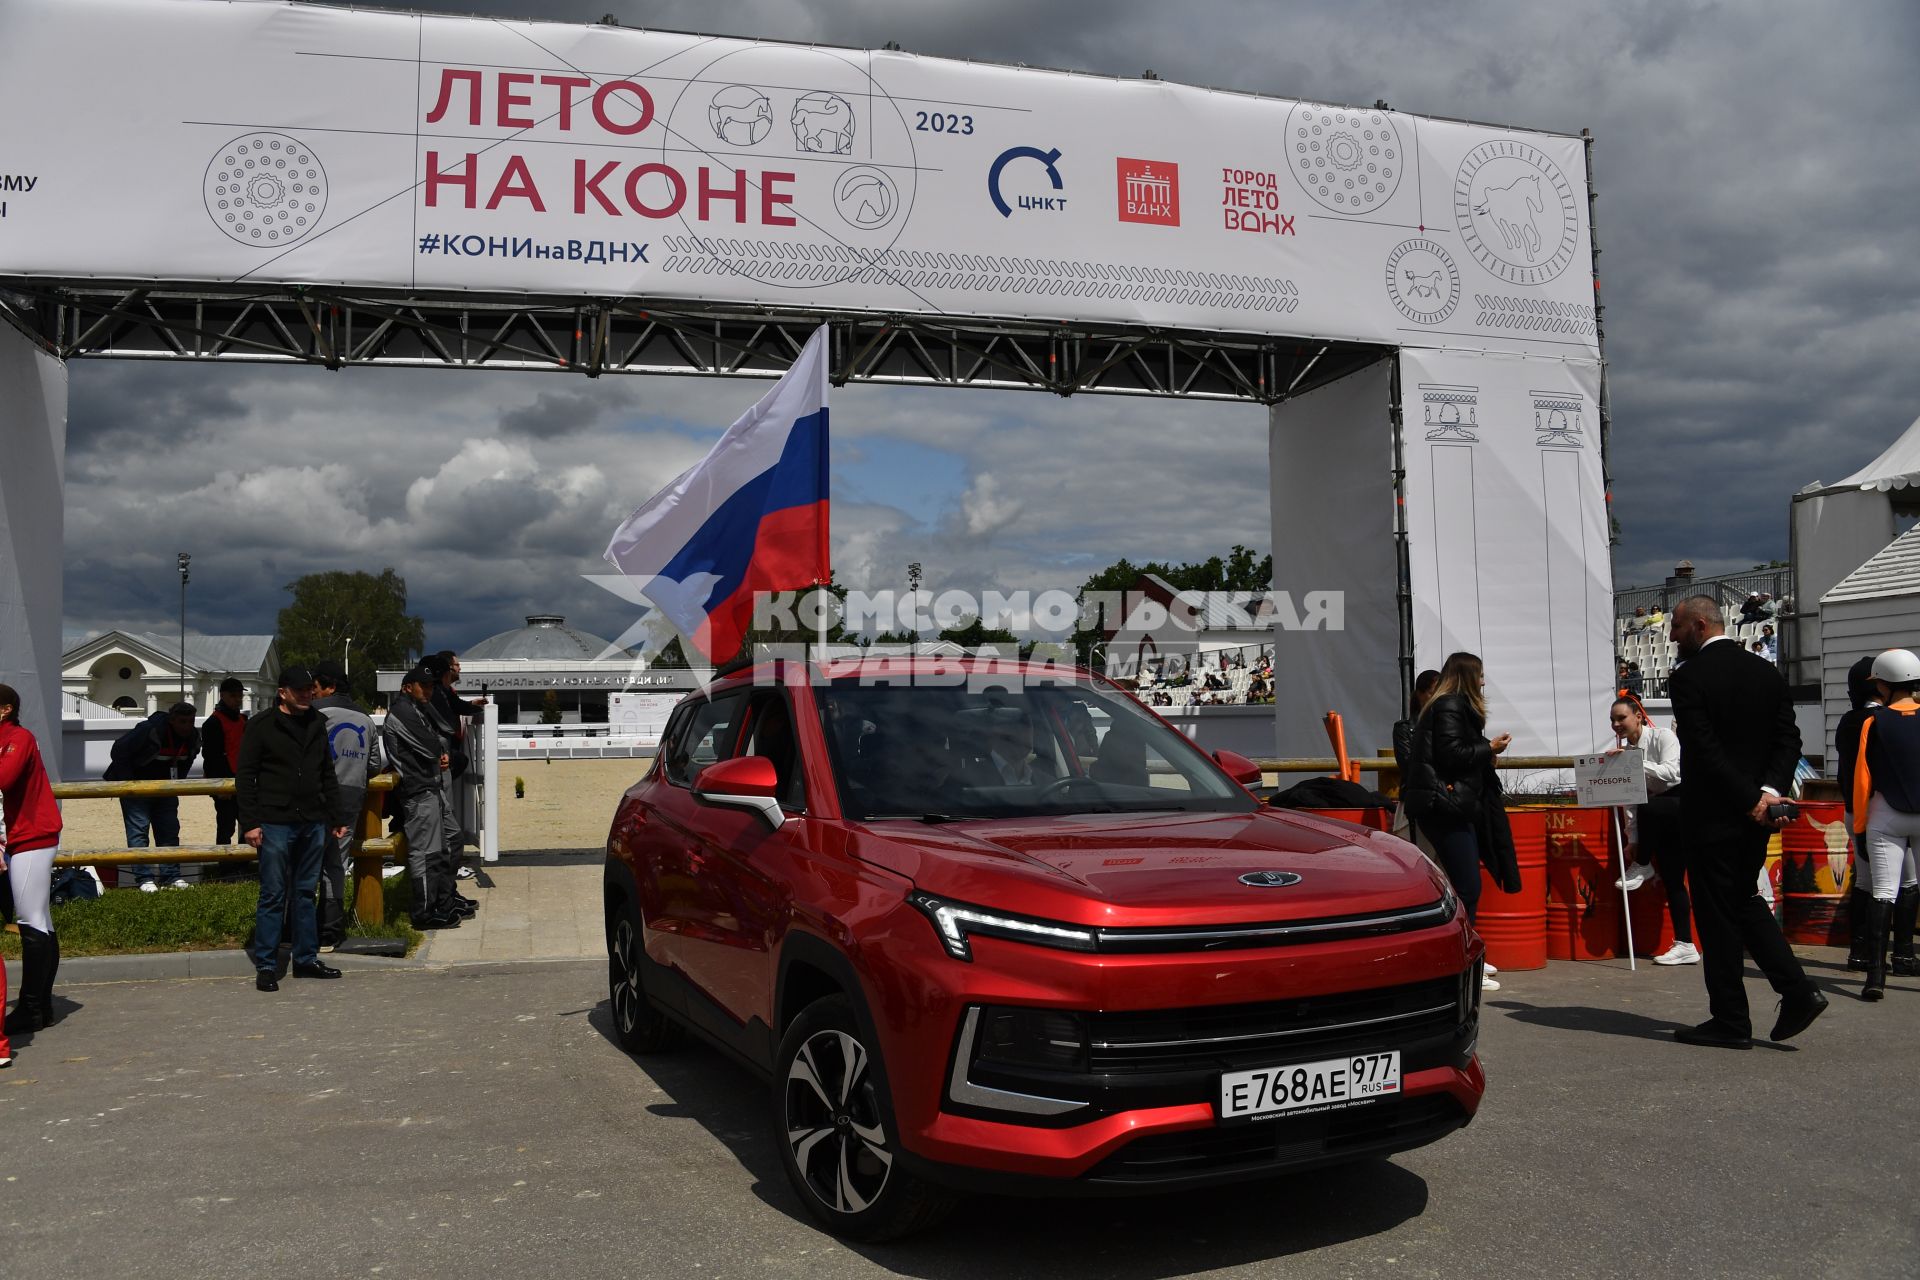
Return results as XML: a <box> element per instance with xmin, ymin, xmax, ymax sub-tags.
<box><xmin>0</xmin><ymin>720</ymin><xmax>62</xmax><ymax>854</ymax></box>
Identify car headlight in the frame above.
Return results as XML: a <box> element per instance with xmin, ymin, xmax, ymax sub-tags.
<box><xmin>908</xmin><ymin>892</ymin><xmax>1097</xmax><ymax>962</ymax></box>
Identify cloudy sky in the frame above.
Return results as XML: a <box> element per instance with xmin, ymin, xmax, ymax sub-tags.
<box><xmin>59</xmin><ymin>0</ymin><xmax>1920</xmax><ymax>652</ymax></box>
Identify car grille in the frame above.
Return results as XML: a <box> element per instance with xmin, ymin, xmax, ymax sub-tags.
<box><xmin>1086</xmin><ymin>1094</ymin><xmax>1468</xmax><ymax>1183</ymax></box>
<box><xmin>1088</xmin><ymin>976</ymin><xmax>1461</xmax><ymax>1075</ymax></box>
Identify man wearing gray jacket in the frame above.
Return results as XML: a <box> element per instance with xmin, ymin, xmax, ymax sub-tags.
<box><xmin>381</xmin><ymin>666</ymin><xmax>465</xmax><ymax>929</ymax></box>
<box><xmin>310</xmin><ymin>661</ymin><xmax>381</xmax><ymax>948</ymax></box>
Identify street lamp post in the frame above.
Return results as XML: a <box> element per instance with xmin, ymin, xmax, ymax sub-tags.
<box><xmin>906</xmin><ymin>562</ymin><xmax>922</xmax><ymax>657</ymax></box>
<box><xmin>344</xmin><ymin>635</ymin><xmax>352</xmax><ymax>679</ymax></box>
<box><xmin>176</xmin><ymin>552</ymin><xmax>191</xmax><ymax>706</ymax></box>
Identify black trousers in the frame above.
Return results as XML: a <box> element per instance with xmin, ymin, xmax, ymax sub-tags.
<box><xmin>1689</xmin><ymin>824</ymin><xmax>1810</xmax><ymax>1037</ymax></box>
<box><xmin>1639</xmin><ymin>790</ymin><xmax>1692</xmax><ymax>944</ymax></box>
<box><xmin>213</xmin><ymin>795</ymin><xmax>239</xmax><ymax>845</ymax></box>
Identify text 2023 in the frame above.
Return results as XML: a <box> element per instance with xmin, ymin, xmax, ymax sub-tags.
<box><xmin>914</xmin><ymin>111</ymin><xmax>974</xmax><ymax>135</ymax></box>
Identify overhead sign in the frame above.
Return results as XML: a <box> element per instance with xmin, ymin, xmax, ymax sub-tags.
<box><xmin>0</xmin><ymin>0</ymin><xmax>1595</xmax><ymax>357</ymax></box>
<box><xmin>1574</xmin><ymin>750</ymin><xmax>1648</xmax><ymax>808</ymax></box>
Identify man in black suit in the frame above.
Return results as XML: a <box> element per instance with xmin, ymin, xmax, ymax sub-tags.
<box><xmin>1666</xmin><ymin>595</ymin><xmax>1827</xmax><ymax>1047</ymax></box>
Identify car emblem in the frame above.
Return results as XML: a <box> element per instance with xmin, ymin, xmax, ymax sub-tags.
<box><xmin>1239</xmin><ymin>870</ymin><xmax>1303</xmax><ymax>888</ymax></box>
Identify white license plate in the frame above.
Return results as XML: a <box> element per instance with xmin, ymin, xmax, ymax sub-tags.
<box><xmin>1218</xmin><ymin>1051</ymin><xmax>1401</xmax><ymax>1122</ymax></box>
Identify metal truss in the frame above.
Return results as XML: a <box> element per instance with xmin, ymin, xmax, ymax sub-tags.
<box><xmin>0</xmin><ymin>281</ymin><xmax>1387</xmax><ymax>404</ymax></box>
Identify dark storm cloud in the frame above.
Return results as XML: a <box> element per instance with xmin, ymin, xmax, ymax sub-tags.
<box><xmin>54</xmin><ymin>0</ymin><xmax>1920</xmax><ymax>649</ymax></box>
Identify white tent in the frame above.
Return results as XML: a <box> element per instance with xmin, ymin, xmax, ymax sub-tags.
<box><xmin>1832</xmin><ymin>410</ymin><xmax>1920</xmax><ymax>493</ymax></box>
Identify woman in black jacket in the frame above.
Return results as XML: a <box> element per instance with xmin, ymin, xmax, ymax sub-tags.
<box><xmin>1402</xmin><ymin>652</ymin><xmax>1520</xmax><ymax>990</ymax></box>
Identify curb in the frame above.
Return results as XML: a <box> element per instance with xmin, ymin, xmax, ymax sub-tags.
<box><xmin>56</xmin><ymin>950</ymin><xmax>600</xmax><ymax>984</ymax></box>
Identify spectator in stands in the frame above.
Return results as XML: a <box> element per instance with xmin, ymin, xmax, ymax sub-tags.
<box><xmin>384</xmin><ymin>667</ymin><xmax>460</xmax><ymax>930</ymax></box>
<box><xmin>1626</xmin><ymin>662</ymin><xmax>1645</xmax><ymax>696</ymax></box>
<box><xmin>104</xmin><ymin>701</ymin><xmax>199</xmax><ymax>891</ymax></box>
<box><xmin>310</xmin><ymin>661</ymin><xmax>383</xmax><ymax>948</ymax></box>
<box><xmin>1759</xmin><ymin>625</ymin><xmax>1778</xmax><ymax>664</ymax></box>
<box><xmin>1616</xmin><ymin>657</ymin><xmax>1631</xmax><ymax>690</ymax></box>
<box><xmin>200</xmin><ymin>679</ymin><xmax>248</xmax><ymax>847</ymax></box>
<box><xmin>1627</xmin><ymin>606</ymin><xmax>1651</xmax><ymax>632</ymax></box>
<box><xmin>1646</xmin><ymin>605</ymin><xmax>1666</xmax><ymax>632</ymax></box>
<box><xmin>1740</xmin><ymin>592</ymin><xmax>1766</xmax><ymax>624</ymax></box>
<box><xmin>237</xmin><ymin>667</ymin><xmax>347</xmax><ymax>991</ymax></box>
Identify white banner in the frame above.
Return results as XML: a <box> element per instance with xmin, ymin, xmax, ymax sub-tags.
<box><xmin>1399</xmin><ymin>348</ymin><xmax>1612</xmax><ymax>756</ymax></box>
<box><xmin>0</xmin><ymin>0</ymin><xmax>1595</xmax><ymax>359</ymax></box>
<box><xmin>1269</xmin><ymin>359</ymin><xmax>1401</xmax><ymax>759</ymax></box>
<box><xmin>0</xmin><ymin>325</ymin><xmax>69</xmax><ymax>780</ymax></box>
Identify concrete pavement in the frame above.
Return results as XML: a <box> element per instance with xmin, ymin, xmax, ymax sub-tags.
<box><xmin>416</xmin><ymin>852</ymin><xmax>603</xmax><ymax>964</ymax></box>
<box><xmin>4</xmin><ymin>948</ymin><xmax>1916</xmax><ymax>1279</ymax></box>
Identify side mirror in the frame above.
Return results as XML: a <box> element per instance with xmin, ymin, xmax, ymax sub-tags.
<box><xmin>694</xmin><ymin>756</ymin><xmax>786</xmax><ymax>830</ymax></box>
<box><xmin>1213</xmin><ymin>748</ymin><xmax>1262</xmax><ymax>786</ymax></box>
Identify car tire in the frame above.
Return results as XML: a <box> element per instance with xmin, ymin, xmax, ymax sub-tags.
<box><xmin>607</xmin><ymin>904</ymin><xmax>682</xmax><ymax>1055</ymax></box>
<box><xmin>773</xmin><ymin>995</ymin><xmax>955</xmax><ymax>1241</ymax></box>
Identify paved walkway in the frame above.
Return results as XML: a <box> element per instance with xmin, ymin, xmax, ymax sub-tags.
<box><xmin>416</xmin><ymin>852</ymin><xmax>603</xmax><ymax>963</ymax></box>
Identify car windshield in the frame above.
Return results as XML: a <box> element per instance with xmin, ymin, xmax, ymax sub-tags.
<box><xmin>816</xmin><ymin>674</ymin><xmax>1257</xmax><ymax>822</ymax></box>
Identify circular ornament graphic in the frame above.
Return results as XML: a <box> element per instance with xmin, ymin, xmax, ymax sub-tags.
<box><xmin>1452</xmin><ymin>139</ymin><xmax>1580</xmax><ymax>285</ymax></box>
<box><xmin>709</xmin><ymin>85</ymin><xmax>773</xmax><ymax>146</ymax></box>
<box><xmin>1287</xmin><ymin>104</ymin><xmax>1402</xmax><ymax>213</ymax></box>
<box><xmin>834</xmin><ymin>167</ymin><xmax>900</xmax><ymax>229</ymax></box>
<box><xmin>1385</xmin><ymin>238</ymin><xmax>1461</xmax><ymax>324</ymax></box>
<box><xmin>204</xmin><ymin>133</ymin><xmax>327</xmax><ymax>247</ymax></box>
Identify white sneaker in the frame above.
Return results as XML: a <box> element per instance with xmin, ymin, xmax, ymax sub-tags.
<box><xmin>1654</xmin><ymin>941</ymin><xmax>1701</xmax><ymax>966</ymax></box>
<box><xmin>138</xmin><ymin>880</ymin><xmax>160</xmax><ymax>893</ymax></box>
<box><xmin>1615</xmin><ymin>863</ymin><xmax>1656</xmax><ymax>891</ymax></box>
<box><xmin>167</xmin><ymin>877</ymin><xmax>191</xmax><ymax>890</ymax></box>
<box><xmin>456</xmin><ymin>865</ymin><xmax>477</xmax><ymax>880</ymax></box>
<box><xmin>0</xmin><ymin>1055</ymin><xmax>12</xmax><ymax>1069</ymax></box>
<box><xmin>1484</xmin><ymin>961</ymin><xmax>1500</xmax><ymax>977</ymax></box>
<box><xmin>1481</xmin><ymin>974</ymin><xmax>1501</xmax><ymax>992</ymax></box>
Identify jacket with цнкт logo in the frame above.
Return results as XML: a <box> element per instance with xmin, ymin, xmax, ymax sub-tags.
<box><xmin>235</xmin><ymin>705</ymin><xmax>341</xmax><ymax>831</ymax></box>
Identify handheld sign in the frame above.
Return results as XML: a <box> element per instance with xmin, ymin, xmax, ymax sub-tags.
<box><xmin>1575</xmin><ymin>749</ymin><xmax>1648</xmax><ymax>808</ymax></box>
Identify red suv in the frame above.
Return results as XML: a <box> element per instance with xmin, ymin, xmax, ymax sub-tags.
<box><xmin>604</xmin><ymin>658</ymin><xmax>1483</xmax><ymax>1239</ymax></box>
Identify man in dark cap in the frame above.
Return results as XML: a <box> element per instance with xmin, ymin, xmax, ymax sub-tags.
<box><xmin>201</xmin><ymin>679</ymin><xmax>249</xmax><ymax>848</ymax></box>
<box><xmin>104</xmin><ymin>699</ymin><xmax>200</xmax><ymax>890</ymax></box>
<box><xmin>383</xmin><ymin>665</ymin><xmax>463</xmax><ymax>929</ymax></box>
<box><xmin>236</xmin><ymin>666</ymin><xmax>348</xmax><ymax>991</ymax></box>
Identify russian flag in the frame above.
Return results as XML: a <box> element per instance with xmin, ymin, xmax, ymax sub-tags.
<box><xmin>604</xmin><ymin>325</ymin><xmax>830</xmax><ymax>663</ymax></box>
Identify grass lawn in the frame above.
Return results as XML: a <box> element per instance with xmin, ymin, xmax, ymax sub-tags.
<box><xmin>1</xmin><ymin>876</ymin><xmax>424</xmax><ymax>959</ymax></box>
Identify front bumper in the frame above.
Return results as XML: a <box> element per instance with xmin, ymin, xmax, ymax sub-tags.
<box><xmin>858</xmin><ymin>903</ymin><xmax>1485</xmax><ymax>1189</ymax></box>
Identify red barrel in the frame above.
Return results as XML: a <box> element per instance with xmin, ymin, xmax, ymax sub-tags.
<box><xmin>1545</xmin><ymin>807</ymin><xmax>1623</xmax><ymax>961</ymax></box>
<box><xmin>1475</xmin><ymin>807</ymin><xmax>1549</xmax><ymax>971</ymax></box>
<box><xmin>1780</xmin><ymin>801</ymin><xmax>1852</xmax><ymax>946</ymax></box>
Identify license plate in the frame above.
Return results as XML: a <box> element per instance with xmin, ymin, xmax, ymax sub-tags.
<box><xmin>1218</xmin><ymin>1051</ymin><xmax>1400</xmax><ymax>1122</ymax></box>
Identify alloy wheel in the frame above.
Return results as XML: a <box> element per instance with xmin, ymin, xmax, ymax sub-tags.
<box><xmin>784</xmin><ymin>1029</ymin><xmax>894</xmax><ymax>1215</ymax></box>
<box><xmin>610</xmin><ymin>917</ymin><xmax>643</xmax><ymax>1037</ymax></box>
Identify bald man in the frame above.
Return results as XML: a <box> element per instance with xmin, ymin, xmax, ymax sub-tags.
<box><xmin>1666</xmin><ymin>595</ymin><xmax>1825</xmax><ymax>1047</ymax></box>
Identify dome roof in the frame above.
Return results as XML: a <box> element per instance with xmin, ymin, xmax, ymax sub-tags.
<box><xmin>463</xmin><ymin>615</ymin><xmax>626</xmax><ymax>662</ymax></box>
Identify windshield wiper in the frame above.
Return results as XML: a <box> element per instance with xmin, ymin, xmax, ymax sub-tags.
<box><xmin>918</xmin><ymin>813</ymin><xmax>960</xmax><ymax>825</ymax></box>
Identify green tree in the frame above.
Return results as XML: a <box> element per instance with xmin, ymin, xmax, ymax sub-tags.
<box><xmin>937</xmin><ymin>614</ymin><xmax>1020</xmax><ymax>650</ymax></box>
<box><xmin>1069</xmin><ymin>545</ymin><xmax>1272</xmax><ymax>667</ymax></box>
<box><xmin>540</xmin><ymin>690</ymin><xmax>563</xmax><ymax>724</ymax></box>
<box><xmin>277</xmin><ymin>568</ymin><xmax>426</xmax><ymax>706</ymax></box>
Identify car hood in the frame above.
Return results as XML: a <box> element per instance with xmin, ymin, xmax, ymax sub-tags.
<box><xmin>849</xmin><ymin>808</ymin><xmax>1446</xmax><ymax>927</ymax></box>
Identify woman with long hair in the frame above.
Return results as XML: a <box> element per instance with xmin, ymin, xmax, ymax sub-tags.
<box><xmin>1401</xmin><ymin>653</ymin><xmax>1520</xmax><ymax>991</ymax></box>
<box><xmin>0</xmin><ymin>684</ymin><xmax>64</xmax><ymax>1042</ymax></box>
<box><xmin>1607</xmin><ymin>693</ymin><xmax>1695</xmax><ymax>964</ymax></box>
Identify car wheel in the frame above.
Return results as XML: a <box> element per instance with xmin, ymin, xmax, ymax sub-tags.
<box><xmin>607</xmin><ymin>904</ymin><xmax>682</xmax><ymax>1054</ymax></box>
<box><xmin>774</xmin><ymin>996</ymin><xmax>955</xmax><ymax>1241</ymax></box>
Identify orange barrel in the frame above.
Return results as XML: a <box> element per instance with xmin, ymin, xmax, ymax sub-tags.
<box><xmin>1545</xmin><ymin>807</ymin><xmax>1623</xmax><ymax>961</ymax></box>
<box><xmin>1475</xmin><ymin>807</ymin><xmax>1549</xmax><ymax>971</ymax></box>
<box><xmin>1780</xmin><ymin>801</ymin><xmax>1852</xmax><ymax>945</ymax></box>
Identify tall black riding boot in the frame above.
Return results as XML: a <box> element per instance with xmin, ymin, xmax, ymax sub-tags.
<box><xmin>36</xmin><ymin>929</ymin><xmax>61</xmax><ymax>1024</ymax></box>
<box><xmin>1862</xmin><ymin>900</ymin><xmax>1891</xmax><ymax>1002</ymax></box>
<box><xmin>1892</xmin><ymin>886</ymin><xmax>1919</xmax><ymax>978</ymax></box>
<box><xmin>1846</xmin><ymin>888</ymin><xmax>1873</xmax><ymax>971</ymax></box>
<box><xmin>12</xmin><ymin>926</ymin><xmax>53</xmax><ymax>1032</ymax></box>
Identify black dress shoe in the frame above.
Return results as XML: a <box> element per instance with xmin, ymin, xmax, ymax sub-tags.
<box><xmin>292</xmin><ymin>961</ymin><xmax>343</xmax><ymax>980</ymax></box>
<box><xmin>1674</xmin><ymin>1020</ymin><xmax>1751</xmax><ymax>1049</ymax></box>
<box><xmin>411</xmin><ymin>913</ymin><xmax>460</xmax><ymax>930</ymax></box>
<box><xmin>451</xmin><ymin>900</ymin><xmax>478</xmax><ymax>918</ymax></box>
<box><xmin>256</xmin><ymin>971</ymin><xmax>280</xmax><ymax>993</ymax></box>
<box><xmin>453</xmin><ymin>892</ymin><xmax>477</xmax><ymax>908</ymax></box>
<box><xmin>1769</xmin><ymin>985</ymin><xmax>1829</xmax><ymax>1042</ymax></box>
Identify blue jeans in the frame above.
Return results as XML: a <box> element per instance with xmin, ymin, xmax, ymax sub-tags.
<box><xmin>251</xmin><ymin>822</ymin><xmax>325</xmax><ymax>970</ymax></box>
<box><xmin>121</xmin><ymin>796</ymin><xmax>181</xmax><ymax>884</ymax></box>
